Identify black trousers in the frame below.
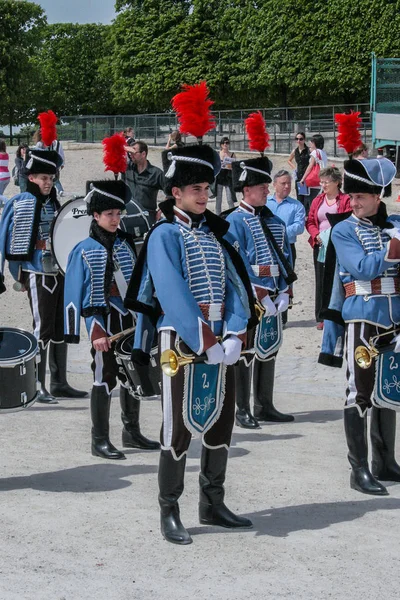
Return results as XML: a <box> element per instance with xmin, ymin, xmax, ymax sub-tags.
<box><xmin>313</xmin><ymin>245</ymin><xmax>325</xmax><ymax>323</ymax></box>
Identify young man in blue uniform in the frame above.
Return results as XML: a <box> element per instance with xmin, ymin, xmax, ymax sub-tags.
<box><xmin>225</xmin><ymin>157</ymin><xmax>295</xmax><ymax>428</ymax></box>
<box><xmin>0</xmin><ymin>149</ymin><xmax>86</xmax><ymax>404</ymax></box>
<box><xmin>125</xmin><ymin>144</ymin><xmax>254</xmax><ymax>544</ymax></box>
<box><xmin>64</xmin><ymin>180</ymin><xmax>159</xmax><ymax>459</ymax></box>
<box><xmin>327</xmin><ymin>157</ymin><xmax>400</xmax><ymax>495</ymax></box>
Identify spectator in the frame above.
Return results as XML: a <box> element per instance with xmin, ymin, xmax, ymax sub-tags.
<box><xmin>352</xmin><ymin>143</ymin><xmax>368</xmax><ymax>159</ymax></box>
<box><xmin>300</xmin><ymin>133</ymin><xmax>328</xmax><ymax>215</ymax></box>
<box><xmin>14</xmin><ymin>143</ymin><xmax>29</xmax><ymax>193</ymax></box>
<box><xmin>268</xmin><ymin>169</ymin><xmax>305</xmax><ymax>325</ymax></box>
<box><xmin>0</xmin><ymin>139</ymin><xmax>10</xmax><ymax>198</ymax></box>
<box><xmin>215</xmin><ymin>137</ymin><xmax>237</xmax><ymax>215</ymax></box>
<box><xmin>165</xmin><ymin>130</ymin><xmax>184</xmax><ymax>150</ymax></box>
<box><xmin>32</xmin><ymin>129</ymin><xmax>65</xmax><ymax>193</ymax></box>
<box><xmin>124</xmin><ymin>126</ymin><xmax>136</xmax><ymax>147</ymax></box>
<box><xmin>122</xmin><ymin>140</ymin><xmax>165</xmax><ymax>225</ymax></box>
<box><xmin>306</xmin><ymin>167</ymin><xmax>351</xmax><ymax>330</ymax></box>
<box><xmin>287</xmin><ymin>132</ymin><xmax>310</xmax><ymax>207</ymax></box>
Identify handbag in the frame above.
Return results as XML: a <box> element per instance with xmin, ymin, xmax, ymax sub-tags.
<box><xmin>304</xmin><ymin>150</ymin><xmax>321</xmax><ymax>188</ymax></box>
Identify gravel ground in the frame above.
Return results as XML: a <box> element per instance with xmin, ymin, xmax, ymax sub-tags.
<box><xmin>0</xmin><ymin>146</ymin><xmax>399</xmax><ymax>600</ymax></box>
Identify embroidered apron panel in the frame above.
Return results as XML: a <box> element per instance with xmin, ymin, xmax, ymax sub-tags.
<box><xmin>374</xmin><ymin>351</ymin><xmax>400</xmax><ymax>411</ymax></box>
<box><xmin>182</xmin><ymin>362</ymin><xmax>226</xmax><ymax>436</ymax></box>
<box><xmin>255</xmin><ymin>313</ymin><xmax>282</xmax><ymax>360</ymax></box>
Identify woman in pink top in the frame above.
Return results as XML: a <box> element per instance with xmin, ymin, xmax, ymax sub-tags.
<box><xmin>306</xmin><ymin>167</ymin><xmax>351</xmax><ymax>329</ymax></box>
<box><xmin>0</xmin><ymin>139</ymin><xmax>10</xmax><ymax>196</ymax></box>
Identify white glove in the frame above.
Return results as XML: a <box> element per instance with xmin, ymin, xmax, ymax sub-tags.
<box><xmin>222</xmin><ymin>335</ymin><xmax>242</xmax><ymax>365</ymax></box>
<box><xmin>274</xmin><ymin>292</ymin><xmax>290</xmax><ymax>313</ymax></box>
<box><xmin>261</xmin><ymin>295</ymin><xmax>277</xmax><ymax>316</ymax></box>
<box><xmin>383</xmin><ymin>228</ymin><xmax>400</xmax><ymax>241</ymax></box>
<box><xmin>205</xmin><ymin>342</ymin><xmax>225</xmax><ymax>365</ymax></box>
<box><xmin>393</xmin><ymin>334</ymin><xmax>400</xmax><ymax>353</ymax></box>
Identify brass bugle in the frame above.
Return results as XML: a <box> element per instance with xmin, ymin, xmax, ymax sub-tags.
<box><xmin>160</xmin><ymin>349</ymin><xmax>202</xmax><ymax>377</ymax></box>
<box><xmin>354</xmin><ymin>329</ymin><xmax>399</xmax><ymax>369</ymax></box>
<box><xmin>254</xmin><ymin>300</ymin><xmax>266</xmax><ymax>321</ymax></box>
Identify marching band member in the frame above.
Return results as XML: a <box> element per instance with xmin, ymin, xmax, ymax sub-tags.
<box><xmin>0</xmin><ymin>147</ymin><xmax>87</xmax><ymax>403</ymax></box>
<box><xmin>64</xmin><ymin>179</ymin><xmax>160</xmax><ymax>459</ymax></box>
<box><xmin>225</xmin><ymin>112</ymin><xmax>296</xmax><ymax>428</ymax></box>
<box><xmin>326</xmin><ymin>156</ymin><xmax>400</xmax><ymax>495</ymax></box>
<box><xmin>125</xmin><ymin>82</ymin><xmax>255</xmax><ymax>545</ymax></box>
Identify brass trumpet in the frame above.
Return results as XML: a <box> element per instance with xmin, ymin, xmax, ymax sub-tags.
<box><xmin>354</xmin><ymin>330</ymin><xmax>399</xmax><ymax>369</ymax></box>
<box><xmin>160</xmin><ymin>348</ymin><xmax>203</xmax><ymax>377</ymax></box>
<box><xmin>254</xmin><ymin>299</ymin><xmax>266</xmax><ymax>321</ymax></box>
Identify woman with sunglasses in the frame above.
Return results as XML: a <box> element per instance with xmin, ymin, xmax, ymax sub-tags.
<box><xmin>288</xmin><ymin>132</ymin><xmax>309</xmax><ymax>207</ymax></box>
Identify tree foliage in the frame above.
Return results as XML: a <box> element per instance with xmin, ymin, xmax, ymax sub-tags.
<box><xmin>0</xmin><ymin>0</ymin><xmax>46</xmax><ymax>126</ymax></box>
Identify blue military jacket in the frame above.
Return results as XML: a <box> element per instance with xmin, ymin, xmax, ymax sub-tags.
<box><xmin>225</xmin><ymin>200</ymin><xmax>292</xmax><ymax>301</ymax></box>
<box><xmin>129</xmin><ymin>206</ymin><xmax>251</xmax><ymax>356</ymax></box>
<box><xmin>0</xmin><ymin>191</ymin><xmax>60</xmax><ymax>284</ymax></box>
<box><xmin>64</xmin><ymin>233</ymin><xmax>136</xmax><ymax>343</ymax></box>
<box><xmin>331</xmin><ymin>214</ymin><xmax>400</xmax><ymax>328</ymax></box>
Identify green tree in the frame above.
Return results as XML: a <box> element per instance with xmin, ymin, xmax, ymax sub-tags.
<box><xmin>34</xmin><ymin>23</ymin><xmax>114</xmax><ymax>116</ymax></box>
<box><xmin>0</xmin><ymin>0</ymin><xmax>46</xmax><ymax>133</ymax></box>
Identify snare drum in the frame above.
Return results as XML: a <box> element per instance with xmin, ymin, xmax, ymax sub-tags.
<box><xmin>51</xmin><ymin>196</ymin><xmax>91</xmax><ymax>275</ymax></box>
<box><xmin>0</xmin><ymin>327</ymin><xmax>39</xmax><ymax>412</ymax></box>
<box><xmin>115</xmin><ymin>332</ymin><xmax>160</xmax><ymax>399</ymax></box>
<box><xmin>120</xmin><ymin>200</ymin><xmax>151</xmax><ymax>255</ymax></box>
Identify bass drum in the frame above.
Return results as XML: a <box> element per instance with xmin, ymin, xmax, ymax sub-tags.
<box><xmin>0</xmin><ymin>327</ymin><xmax>39</xmax><ymax>412</ymax></box>
<box><xmin>115</xmin><ymin>332</ymin><xmax>160</xmax><ymax>400</ymax></box>
<box><xmin>119</xmin><ymin>200</ymin><xmax>151</xmax><ymax>255</ymax></box>
<box><xmin>51</xmin><ymin>196</ymin><xmax>91</xmax><ymax>275</ymax></box>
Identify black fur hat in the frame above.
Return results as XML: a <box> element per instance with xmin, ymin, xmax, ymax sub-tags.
<box><xmin>25</xmin><ymin>149</ymin><xmax>62</xmax><ymax>175</ymax></box>
<box><xmin>162</xmin><ymin>145</ymin><xmax>221</xmax><ymax>194</ymax></box>
<box><xmin>232</xmin><ymin>156</ymin><xmax>273</xmax><ymax>192</ymax></box>
<box><xmin>85</xmin><ymin>180</ymin><xmax>131</xmax><ymax>215</ymax></box>
<box><xmin>343</xmin><ymin>158</ymin><xmax>396</xmax><ymax>197</ymax></box>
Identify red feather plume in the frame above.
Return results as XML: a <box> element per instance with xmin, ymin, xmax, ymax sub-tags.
<box><xmin>245</xmin><ymin>111</ymin><xmax>270</xmax><ymax>154</ymax></box>
<box><xmin>38</xmin><ymin>110</ymin><xmax>58</xmax><ymax>147</ymax></box>
<box><xmin>171</xmin><ymin>81</ymin><xmax>215</xmax><ymax>139</ymax></box>
<box><xmin>102</xmin><ymin>133</ymin><xmax>127</xmax><ymax>175</ymax></box>
<box><xmin>335</xmin><ymin>111</ymin><xmax>362</xmax><ymax>155</ymax></box>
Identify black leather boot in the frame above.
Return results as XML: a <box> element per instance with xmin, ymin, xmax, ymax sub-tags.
<box><xmin>344</xmin><ymin>406</ymin><xmax>387</xmax><ymax>495</ymax></box>
<box><xmin>199</xmin><ymin>446</ymin><xmax>253</xmax><ymax>528</ymax></box>
<box><xmin>253</xmin><ymin>357</ymin><xmax>294</xmax><ymax>422</ymax></box>
<box><xmin>49</xmin><ymin>342</ymin><xmax>88</xmax><ymax>398</ymax></box>
<box><xmin>234</xmin><ymin>360</ymin><xmax>260</xmax><ymax>429</ymax></box>
<box><xmin>371</xmin><ymin>406</ymin><xmax>400</xmax><ymax>481</ymax></box>
<box><xmin>91</xmin><ymin>386</ymin><xmax>125</xmax><ymax>459</ymax></box>
<box><xmin>36</xmin><ymin>345</ymin><xmax>58</xmax><ymax>404</ymax></box>
<box><xmin>120</xmin><ymin>387</ymin><xmax>160</xmax><ymax>450</ymax></box>
<box><xmin>159</xmin><ymin>450</ymin><xmax>192</xmax><ymax>545</ymax></box>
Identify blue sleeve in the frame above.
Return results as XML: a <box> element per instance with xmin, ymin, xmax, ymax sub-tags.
<box><xmin>134</xmin><ymin>313</ymin><xmax>155</xmax><ymax>354</ymax></box>
<box><xmin>332</xmin><ymin>224</ymin><xmax>395</xmax><ymax>281</ymax></box>
<box><xmin>286</xmin><ymin>202</ymin><xmax>305</xmax><ymax>240</ymax></box>
<box><xmin>0</xmin><ymin>199</ymin><xmax>14</xmax><ymax>289</ymax></box>
<box><xmin>147</xmin><ymin>225</ymin><xmax>217</xmax><ymax>354</ymax></box>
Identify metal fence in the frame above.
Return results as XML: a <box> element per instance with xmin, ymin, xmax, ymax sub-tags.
<box><xmin>2</xmin><ymin>103</ymin><xmax>372</xmax><ymax>155</ymax></box>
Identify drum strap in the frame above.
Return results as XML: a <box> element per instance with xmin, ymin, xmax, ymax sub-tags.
<box><xmin>114</xmin><ymin>268</ymin><xmax>128</xmax><ymax>300</ymax></box>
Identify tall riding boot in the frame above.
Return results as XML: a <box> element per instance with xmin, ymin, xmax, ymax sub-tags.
<box><xmin>253</xmin><ymin>358</ymin><xmax>294</xmax><ymax>422</ymax></box>
<box><xmin>344</xmin><ymin>406</ymin><xmax>387</xmax><ymax>495</ymax></box>
<box><xmin>234</xmin><ymin>360</ymin><xmax>260</xmax><ymax>429</ymax></box>
<box><xmin>158</xmin><ymin>450</ymin><xmax>192</xmax><ymax>545</ymax></box>
<box><xmin>36</xmin><ymin>345</ymin><xmax>58</xmax><ymax>404</ymax></box>
<box><xmin>91</xmin><ymin>386</ymin><xmax>125</xmax><ymax>459</ymax></box>
<box><xmin>199</xmin><ymin>446</ymin><xmax>253</xmax><ymax>528</ymax></box>
<box><xmin>120</xmin><ymin>387</ymin><xmax>160</xmax><ymax>450</ymax></box>
<box><xmin>48</xmin><ymin>342</ymin><xmax>88</xmax><ymax>398</ymax></box>
<box><xmin>371</xmin><ymin>406</ymin><xmax>400</xmax><ymax>481</ymax></box>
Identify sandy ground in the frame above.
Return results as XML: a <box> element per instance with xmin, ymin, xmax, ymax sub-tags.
<box><xmin>0</xmin><ymin>147</ymin><xmax>400</xmax><ymax>599</ymax></box>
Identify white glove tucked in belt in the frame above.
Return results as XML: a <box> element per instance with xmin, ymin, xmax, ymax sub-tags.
<box><xmin>274</xmin><ymin>292</ymin><xmax>289</xmax><ymax>313</ymax></box>
<box><xmin>222</xmin><ymin>335</ymin><xmax>242</xmax><ymax>365</ymax></box>
<box><xmin>261</xmin><ymin>295</ymin><xmax>277</xmax><ymax>316</ymax></box>
<box><xmin>205</xmin><ymin>342</ymin><xmax>225</xmax><ymax>365</ymax></box>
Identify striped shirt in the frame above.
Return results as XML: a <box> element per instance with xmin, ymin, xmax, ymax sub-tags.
<box><xmin>0</xmin><ymin>152</ymin><xmax>10</xmax><ymax>181</ymax></box>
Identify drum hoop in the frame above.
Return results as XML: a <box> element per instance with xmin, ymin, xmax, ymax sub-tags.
<box><xmin>50</xmin><ymin>196</ymin><xmax>85</xmax><ymax>275</ymax></box>
<box><xmin>0</xmin><ymin>327</ymin><xmax>38</xmax><ymax>366</ymax></box>
<box><xmin>123</xmin><ymin>200</ymin><xmax>151</xmax><ymax>232</ymax></box>
<box><xmin>0</xmin><ymin>394</ymin><xmax>38</xmax><ymax>413</ymax></box>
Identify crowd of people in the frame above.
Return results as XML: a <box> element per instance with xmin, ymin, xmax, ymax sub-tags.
<box><xmin>1</xmin><ymin>109</ymin><xmax>400</xmax><ymax>546</ymax></box>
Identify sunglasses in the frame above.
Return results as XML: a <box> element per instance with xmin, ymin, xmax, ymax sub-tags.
<box><xmin>296</xmin><ymin>137</ymin><xmax>304</xmax><ymax>141</ymax></box>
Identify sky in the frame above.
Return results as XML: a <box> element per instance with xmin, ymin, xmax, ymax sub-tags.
<box><xmin>35</xmin><ymin>0</ymin><xmax>117</xmax><ymax>25</ymax></box>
